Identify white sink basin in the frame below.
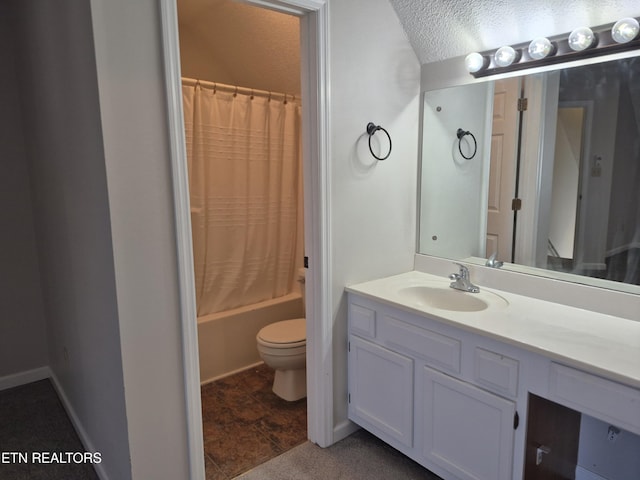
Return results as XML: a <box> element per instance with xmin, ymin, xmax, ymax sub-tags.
<box><xmin>397</xmin><ymin>284</ymin><xmax>508</xmax><ymax>312</ymax></box>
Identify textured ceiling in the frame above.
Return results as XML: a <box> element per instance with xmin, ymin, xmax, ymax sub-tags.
<box><xmin>388</xmin><ymin>0</ymin><xmax>640</xmax><ymax>64</ymax></box>
<box><xmin>177</xmin><ymin>0</ymin><xmax>640</xmax><ymax>79</ymax></box>
<box><xmin>177</xmin><ymin>0</ymin><xmax>300</xmax><ymax>93</ymax></box>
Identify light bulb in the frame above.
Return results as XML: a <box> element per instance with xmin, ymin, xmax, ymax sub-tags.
<box><xmin>611</xmin><ymin>17</ymin><xmax>640</xmax><ymax>43</ymax></box>
<box><xmin>528</xmin><ymin>37</ymin><xmax>555</xmax><ymax>60</ymax></box>
<box><xmin>494</xmin><ymin>46</ymin><xmax>518</xmax><ymax>67</ymax></box>
<box><xmin>465</xmin><ymin>52</ymin><xmax>486</xmax><ymax>73</ymax></box>
<box><xmin>568</xmin><ymin>26</ymin><xmax>596</xmax><ymax>51</ymax></box>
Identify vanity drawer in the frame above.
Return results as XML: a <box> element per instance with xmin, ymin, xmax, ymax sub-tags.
<box><xmin>473</xmin><ymin>348</ymin><xmax>519</xmax><ymax>397</ymax></box>
<box><xmin>349</xmin><ymin>302</ymin><xmax>376</xmax><ymax>339</ymax></box>
<box><xmin>379</xmin><ymin>315</ymin><xmax>461</xmax><ymax>373</ymax></box>
<box><xmin>549</xmin><ymin>363</ymin><xmax>640</xmax><ymax>435</ymax></box>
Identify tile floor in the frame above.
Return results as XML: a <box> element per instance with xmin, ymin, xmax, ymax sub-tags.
<box><xmin>201</xmin><ymin>364</ymin><xmax>307</xmax><ymax>479</ymax></box>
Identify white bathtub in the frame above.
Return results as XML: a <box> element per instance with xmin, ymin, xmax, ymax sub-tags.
<box><xmin>197</xmin><ymin>292</ymin><xmax>304</xmax><ymax>384</ymax></box>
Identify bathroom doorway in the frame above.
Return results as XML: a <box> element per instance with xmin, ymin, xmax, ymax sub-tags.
<box><xmin>162</xmin><ymin>0</ymin><xmax>332</xmax><ymax>475</ymax></box>
<box><xmin>176</xmin><ymin>0</ymin><xmax>308</xmax><ymax>476</ymax></box>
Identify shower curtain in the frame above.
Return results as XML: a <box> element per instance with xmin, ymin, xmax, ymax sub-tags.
<box><xmin>182</xmin><ymin>79</ymin><xmax>302</xmax><ymax>316</ymax></box>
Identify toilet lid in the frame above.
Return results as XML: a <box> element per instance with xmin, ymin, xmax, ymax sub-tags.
<box><xmin>257</xmin><ymin>318</ymin><xmax>305</xmax><ymax>344</ymax></box>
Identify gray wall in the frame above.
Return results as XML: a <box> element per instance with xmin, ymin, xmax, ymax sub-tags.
<box><xmin>89</xmin><ymin>0</ymin><xmax>192</xmax><ymax>478</ymax></box>
<box><xmin>608</xmin><ymin>65</ymin><xmax>640</xmax><ymax>254</ymax></box>
<box><xmin>9</xmin><ymin>1</ymin><xmax>131</xmax><ymax>479</ymax></box>
<box><xmin>558</xmin><ymin>65</ymin><xmax>619</xmax><ymax>268</ymax></box>
<box><xmin>0</xmin><ymin>3</ymin><xmax>48</xmax><ymax>380</ymax></box>
<box><xmin>3</xmin><ymin>0</ymin><xmax>194</xmax><ymax>477</ymax></box>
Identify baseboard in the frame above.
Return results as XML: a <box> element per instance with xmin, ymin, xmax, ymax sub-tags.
<box><xmin>0</xmin><ymin>366</ymin><xmax>50</xmax><ymax>392</ymax></box>
<box><xmin>48</xmin><ymin>372</ymin><xmax>110</xmax><ymax>480</ymax></box>
<box><xmin>575</xmin><ymin>465</ymin><xmax>607</xmax><ymax>480</ymax></box>
<box><xmin>333</xmin><ymin>418</ymin><xmax>360</xmax><ymax>444</ymax></box>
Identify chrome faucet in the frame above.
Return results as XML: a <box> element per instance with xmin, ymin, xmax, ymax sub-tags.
<box><xmin>449</xmin><ymin>263</ymin><xmax>480</xmax><ymax>293</ymax></box>
<box><xmin>485</xmin><ymin>252</ymin><xmax>504</xmax><ymax>269</ymax></box>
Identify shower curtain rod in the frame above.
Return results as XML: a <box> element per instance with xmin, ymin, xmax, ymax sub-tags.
<box><xmin>181</xmin><ymin>77</ymin><xmax>299</xmax><ymax>103</ymax></box>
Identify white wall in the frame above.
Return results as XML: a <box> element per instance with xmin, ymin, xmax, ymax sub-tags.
<box><xmin>89</xmin><ymin>0</ymin><xmax>192</xmax><ymax>478</ymax></box>
<box><xmin>577</xmin><ymin>414</ymin><xmax>640</xmax><ymax>480</ymax></box>
<box><xmin>0</xmin><ymin>3</ymin><xmax>48</xmax><ymax>380</ymax></box>
<box><xmin>9</xmin><ymin>1</ymin><xmax>132</xmax><ymax>479</ymax></box>
<box><xmin>328</xmin><ymin>0</ymin><xmax>420</xmax><ymax>436</ymax></box>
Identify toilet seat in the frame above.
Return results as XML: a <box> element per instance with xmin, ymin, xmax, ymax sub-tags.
<box><xmin>257</xmin><ymin>318</ymin><xmax>306</xmax><ymax>348</ymax></box>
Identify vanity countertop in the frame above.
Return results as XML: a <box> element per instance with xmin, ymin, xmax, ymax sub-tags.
<box><xmin>346</xmin><ymin>271</ymin><xmax>640</xmax><ymax>389</ymax></box>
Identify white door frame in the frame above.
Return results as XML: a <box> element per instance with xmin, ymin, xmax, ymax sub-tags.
<box><xmin>516</xmin><ymin>72</ymin><xmax>560</xmax><ymax>267</ymax></box>
<box><xmin>159</xmin><ymin>0</ymin><xmax>332</xmax><ymax>477</ymax></box>
<box><xmin>556</xmin><ymin>100</ymin><xmax>594</xmax><ymax>271</ymax></box>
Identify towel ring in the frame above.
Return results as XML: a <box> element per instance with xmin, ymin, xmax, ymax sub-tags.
<box><xmin>456</xmin><ymin>128</ymin><xmax>477</xmax><ymax>160</ymax></box>
<box><xmin>366</xmin><ymin>122</ymin><xmax>392</xmax><ymax>161</ymax></box>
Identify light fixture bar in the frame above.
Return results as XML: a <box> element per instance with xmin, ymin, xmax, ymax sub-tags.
<box><xmin>469</xmin><ymin>17</ymin><xmax>640</xmax><ymax>78</ymax></box>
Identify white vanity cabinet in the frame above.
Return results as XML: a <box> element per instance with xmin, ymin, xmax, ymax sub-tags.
<box><xmin>349</xmin><ymin>335</ymin><xmax>414</xmax><ymax>448</ymax></box>
<box><xmin>420</xmin><ymin>366</ymin><xmax>515</xmax><ymax>480</ymax></box>
<box><xmin>347</xmin><ymin>271</ymin><xmax>640</xmax><ymax>480</ymax></box>
<box><xmin>348</xmin><ymin>293</ymin><xmax>522</xmax><ymax>480</ymax></box>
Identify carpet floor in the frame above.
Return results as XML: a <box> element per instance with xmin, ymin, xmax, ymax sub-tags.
<box><xmin>0</xmin><ymin>379</ymin><xmax>99</xmax><ymax>480</ymax></box>
<box><xmin>235</xmin><ymin>428</ymin><xmax>442</xmax><ymax>480</ymax></box>
<box><xmin>1</xmin><ymin>379</ymin><xmax>442</xmax><ymax>480</ymax></box>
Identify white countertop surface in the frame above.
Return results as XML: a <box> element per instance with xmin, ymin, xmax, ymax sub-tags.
<box><xmin>346</xmin><ymin>271</ymin><xmax>640</xmax><ymax>389</ymax></box>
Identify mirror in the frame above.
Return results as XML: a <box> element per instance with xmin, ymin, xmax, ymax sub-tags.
<box><xmin>419</xmin><ymin>56</ymin><xmax>640</xmax><ymax>293</ymax></box>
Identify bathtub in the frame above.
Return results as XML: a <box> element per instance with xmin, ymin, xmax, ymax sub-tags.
<box><xmin>197</xmin><ymin>292</ymin><xmax>304</xmax><ymax>384</ymax></box>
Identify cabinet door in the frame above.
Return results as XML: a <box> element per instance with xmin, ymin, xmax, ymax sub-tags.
<box><xmin>421</xmin><ymin>366</ymin><xmax>515</xmax><ymax>480</ymax></box>
<box><xmin>349</xmin><ymin>335</ymin><xmax>414</xmax><ymax>448</ymax></box>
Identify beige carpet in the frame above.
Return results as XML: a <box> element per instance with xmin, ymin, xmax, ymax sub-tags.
<box><xmin>235</xmin><ymin>429</ymin><xmax>442</xmax><ymax>480</ymax></box>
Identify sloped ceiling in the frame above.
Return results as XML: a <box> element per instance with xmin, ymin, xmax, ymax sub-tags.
<box><xmin>177</xmin><ymin>0</ymin><xmax>300</xmax><ymax>94</ymax></box>
<box><xmin>177</xmin><ymin>0</ymin><xmax>640</xmax><ymax>84</ymax></box>
<box><xmin>388</xmin><ymin>0</ymin><xmax>640</xmax><ymax>64</ymax></box>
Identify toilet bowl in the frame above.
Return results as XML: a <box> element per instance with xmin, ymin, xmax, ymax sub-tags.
<box><xmin>256</xmin><ymin>269</ymin><xmax>306</xmax><ymax>401</ymax></box>
<box><xmin>257</xmin><ymin>318</ymin><xmax>306</xmax><ymax>401</ymax></box>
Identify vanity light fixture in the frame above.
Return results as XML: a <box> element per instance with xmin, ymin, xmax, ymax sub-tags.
<box><xmin>528</xmin><ymin>37</ymin><xmax>556</xmax><ymax>59</ymax></box>
<box><xmin>466</xmin><ymin>16</ymin><xmax>640</xmax><ymax>78</ymax></box>
<box><xmin>568</xmin><ymin>27</ymin><xmax>596</xmax><ymax>51</ymax></box>
<box><xmin>494</xmin><ymin>46</ymin><xmax>520</xmax><ymax>67</ymax></box>
<box><xmin>611</xmin><ymin>17</ymin><xmax>640</xmax><ymax>43</ymax></box>
<box><xmin>464</xmin><ymin>52</ymin><xmax>487</xmax><ymax>73</ymax></box>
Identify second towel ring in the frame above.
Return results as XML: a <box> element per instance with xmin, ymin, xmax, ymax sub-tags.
<box><xmin>456</xmin><ymin>128</ymin><xmax>477</xmax><ymax>160</ymax></box>
<box><xmin>366</xmin><ymin>122</ymin><xmax>392</xmax><ymax>161</ymax></box>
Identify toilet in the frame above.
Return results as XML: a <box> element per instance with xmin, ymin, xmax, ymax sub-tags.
<box><xmin>256</xmin><ymin>269</ymin><xmax>306</xmax><ymax>401</ymax></box>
